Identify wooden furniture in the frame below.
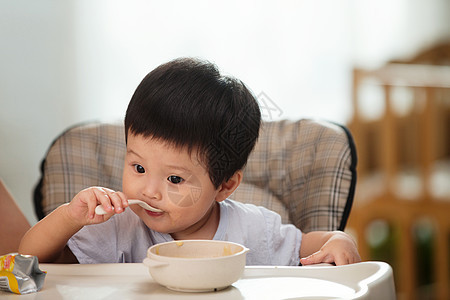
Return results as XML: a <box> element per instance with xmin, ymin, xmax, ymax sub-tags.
<box><xmin>348</xmin><ymin>43</ymin><xmax>450</xmax><ymax>300</ymax></box>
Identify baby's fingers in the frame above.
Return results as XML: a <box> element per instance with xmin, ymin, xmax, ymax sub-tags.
<box><xmin>92</xmin><ymin>187</ymin><xmax>115</xmax><ymax>216</ymax></box>
<box><xmin>92</xmin><ymin>188</ymin><xmax>129</xmax><ymax>216</ymax></box>
<box><xmin>301</xmin><ymin>250</ymin><xmax>361</xmax><ymax>266</ymax></box>
<box><xmin>333</xmin><ymin>251</ymin><xmax>361</xmax><ymax>266</ymax></box>
<box><xmin>334</xmin><ymin>254</ymin><xmax>350</xmax><ymax>266</ymax></box>
<box><xmin>300</xmin><ymin>250</ymin><xmax>330</xmax><ymax>266</ymax></box>
<box><xmin>105</xmin><ymin>190</ymin><xmax>128</xmax><ymax>214</ymax></box>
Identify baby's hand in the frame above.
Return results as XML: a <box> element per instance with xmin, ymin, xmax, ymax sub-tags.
<box><xmin>300</xmin><ymin>231</ymin><xmax>361</xmax><ymax>266</ymax></box>
<box><xmin>65</xmin><ymin>187</ymin><xmax>129</xmax><ymax>226</ymax></box>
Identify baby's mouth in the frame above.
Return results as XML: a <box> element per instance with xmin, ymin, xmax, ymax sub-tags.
<box><xmin>145</xmin><ymin>204</ymin><xmax>164</xmax><ymax>213</ymax></box>
<box><xmin>144</xmin><ymin>207</ymin><xmax>165</xmax><ymax>217</ymax></box>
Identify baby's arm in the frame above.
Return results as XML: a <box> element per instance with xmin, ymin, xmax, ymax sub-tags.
<box><xmin>19</xmin><ymin>204</ymin><xmax>83</xmax><ymax>263</ymax></box>
<box><xmin>19</xmin><ymin>187</ymin><xmax>128</xmax><ymax>263</ymax></box>
<box><xmin>299</xmin><ymin>231</ymin><xmax>361</xmax><ymax>266</ymax></box>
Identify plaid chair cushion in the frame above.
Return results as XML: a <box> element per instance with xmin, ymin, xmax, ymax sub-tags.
<box><xmin>34</xmin><ymin>119</ymin><xmax>356</xmax><ymax>233</ymax></box>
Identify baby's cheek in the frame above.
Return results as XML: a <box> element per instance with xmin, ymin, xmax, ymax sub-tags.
<box><xmin>121</xmin><ymin>177</ymin><xmax>135</xmax><ymax>198</ymax></box>
<box><xmin>167</xmin><ymin>184</ymin><xmax>202</xmax><ymax>207</ymax></box>
<box><xmin>168</xmin><ymin>210</ymin><xmax>182</xmax><ymax>226</ymax></box>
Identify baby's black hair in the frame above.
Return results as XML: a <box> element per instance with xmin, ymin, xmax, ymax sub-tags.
<box><xmin>125</xmin><ymin>57</ymin><xmax>261</xmax><ymax>188</ymax></box>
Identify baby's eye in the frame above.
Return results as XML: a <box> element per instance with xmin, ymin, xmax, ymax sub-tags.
<box><xmin>134</xmin><ymin>164</ymin><xmax>145</xmax><ymax>174</ymax></box>
<box><xmin>168</xmin><ymin>175</ymin><xmax>184</xmax><ymax>184</ymax></box>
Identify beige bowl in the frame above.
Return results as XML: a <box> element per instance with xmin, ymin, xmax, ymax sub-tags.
<box><xmin>143</xmin><ymin>240</ymin><xmax>249</xmax><ymax>292</ymax></box>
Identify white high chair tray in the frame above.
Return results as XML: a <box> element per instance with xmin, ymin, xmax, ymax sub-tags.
<box><xmin>1</xmin><ymin>261</ymin><xmax>395</xmax><ymax>299</ymax></box>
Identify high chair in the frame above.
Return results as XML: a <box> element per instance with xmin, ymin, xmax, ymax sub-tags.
<box><xmin>33</xmin><ymin>119</ymin><xmax>357</xmax><ymax>233</ymax></box>
<box><xmin>29</xmin><ymin>120</ymin><xmax>400</xmax><ymax>298</ymax></box>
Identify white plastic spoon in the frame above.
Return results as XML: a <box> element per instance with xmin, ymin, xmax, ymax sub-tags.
<box><xmin>95</xmin><ymin>199</ymin><xmax>163</xmax><ymax>215</ymax></box>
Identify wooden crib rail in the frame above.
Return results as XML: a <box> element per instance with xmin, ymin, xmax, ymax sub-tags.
<box><xmin>348</xmin><ymin>62</ymin><xmax>450</xmax><ymax>300</ymax></box>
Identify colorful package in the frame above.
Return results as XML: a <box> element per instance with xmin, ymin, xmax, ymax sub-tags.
<box><xmin>0</xmin><ymin>253</ymin><xmax>46</xmax><ymax>294</ymax></box>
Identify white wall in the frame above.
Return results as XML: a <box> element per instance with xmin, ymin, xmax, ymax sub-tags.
<box><xmin>1</xmin><ymin>0</ymin><xmax>449</xmax><ymax>225</ymax></box>
<box><xmin>1</xmin><ymin>1</ymin><xmax>79</xmax><ymax>224</ymax></box>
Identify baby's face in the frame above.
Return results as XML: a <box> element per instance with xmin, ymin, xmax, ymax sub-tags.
<box><xmin>122</xmin><ymin>134</ymin><xmax>221</xmax><ymax>239</ymax></box>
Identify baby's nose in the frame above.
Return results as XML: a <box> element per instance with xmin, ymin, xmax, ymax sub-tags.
<box><xmin>142</xmin><ymin>183</ymin><xmax>162</xmax><ymax>200</ymax></box>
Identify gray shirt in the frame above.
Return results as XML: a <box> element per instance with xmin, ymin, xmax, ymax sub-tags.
<box><xmin>67</xmin><ymin>199</ymin><xmax>302</xmax><ymax>266</ymax></box>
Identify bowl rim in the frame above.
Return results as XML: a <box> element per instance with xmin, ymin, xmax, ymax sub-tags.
<box><xmin>147</xmin><ymin>239</ymin><xmax>249</xmax><ymax>261</ymax></box>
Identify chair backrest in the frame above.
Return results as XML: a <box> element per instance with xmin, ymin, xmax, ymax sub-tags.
<box><xmin>34</xmin><ymin>119</ymin><xmax>357</xmax><ymax>233</ymax></box>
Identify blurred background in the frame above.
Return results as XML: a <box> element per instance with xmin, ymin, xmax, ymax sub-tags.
<box><xmin>1</xmin><ymin>0</ymin><xmax>449</xmax><ymax>299</ymax></box>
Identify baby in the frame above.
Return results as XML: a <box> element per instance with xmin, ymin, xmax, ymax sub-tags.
<box><xmin>19</xmin><ymin>57</ymin><xmax>360</xmax><ymax>266</ymax></box>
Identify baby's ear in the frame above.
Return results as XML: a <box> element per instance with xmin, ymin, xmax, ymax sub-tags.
<box><xmin>215</xmin><ymin>171</ymin><xmax>242</xmax><ymax>202</ymax></box>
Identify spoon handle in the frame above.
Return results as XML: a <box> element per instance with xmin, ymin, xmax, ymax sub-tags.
<box><xmin>94</xmin><ymin>199</ymin><xmax>138</xmax><ymax>215</ymax></box>
<box><xmin>94</xmin><ymin>204</ymin><xmax>109</xmax><ymax>215</ymax></box>
<box><xmin>94</xmin><ymin>199</ymin><xmax>162</xmax><ymax>215</ymax></box>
